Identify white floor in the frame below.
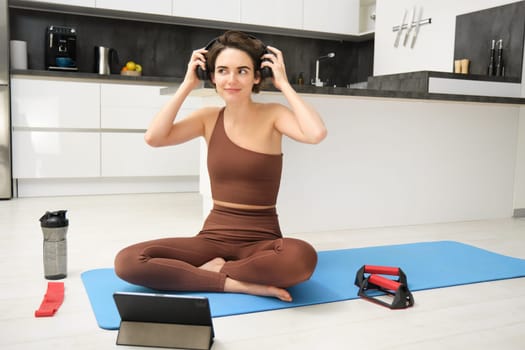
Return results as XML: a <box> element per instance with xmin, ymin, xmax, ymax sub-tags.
<box><xmin>1</xmin><ymin>192</ymin><xmax>524</xmax><ymax>349</ymax></box>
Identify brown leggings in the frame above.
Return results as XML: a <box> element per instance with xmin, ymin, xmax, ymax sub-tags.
<box><xmin>114</xmin><ymin>205</ymin><xmax>318</xmax><ymax>292</ymax></box>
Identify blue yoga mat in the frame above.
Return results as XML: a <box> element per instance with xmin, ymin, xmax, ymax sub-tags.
<box><xmin>81</xmin><ymin>241</ymin><xmax>525</xmax><ymax>330</ymax></box>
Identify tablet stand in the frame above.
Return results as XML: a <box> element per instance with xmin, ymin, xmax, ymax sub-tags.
<box><xmin>117</xmin><ymin>321</ymin><xmax>213</xmax><ymax>349</ymax></box>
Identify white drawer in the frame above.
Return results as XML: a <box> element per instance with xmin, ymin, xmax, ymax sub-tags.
<box><xmin>101</xmin><ymin>84</ymin><xmax>200</xmax><ymax>129</ymax></box>
<box><xmin>12</xmin><ymin>130</ymin><xmax>100</xmax><ymax>178</ymax></box>
<box><xmin>11</xmin><ymin>78</ymin><xmax>100</xmax><ymax>129</ymax></box>
<box><xmin>100</xmin><ymin>84</ymin><xmax>171</xmax><ymax>129</ymax></box>
<box><xmin>101</xmin><ymin>133</ymin><xmax>199</xmax><ymax>177</ymax></box>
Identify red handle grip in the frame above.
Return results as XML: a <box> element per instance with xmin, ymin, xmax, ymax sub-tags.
<box><xmin>368</xmin><ymin>274</ymin><xmax>401</xmax><ymax>291</ymax></box>
<box><xmin>364</xmin><ymin>265</ymin><xmax>400</xmax><ymax>276</ymax></box>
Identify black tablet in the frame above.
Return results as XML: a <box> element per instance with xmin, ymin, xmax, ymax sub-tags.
<box><xmin>113</xmin><ymin>292</ymin><xmax>214</xmax><ymax>349</ymax></box>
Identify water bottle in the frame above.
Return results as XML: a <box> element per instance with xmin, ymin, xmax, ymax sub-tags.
<box><xmin>40</xmin><ymin>210</ymin><xmax>69</xmax><ymax>280</ymax></box>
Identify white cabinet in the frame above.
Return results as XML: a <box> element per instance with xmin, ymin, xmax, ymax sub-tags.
<box><xmin>11</xmin><ymin>78</ymin><xmax>100</xmax><ymax>129</ymax></box>
<box><xmin>11</xmin><ymin>78</ymin><xmax>201</xmax><ymax>184</ymax></box>
<box><xmin>360</xmin><ymin>0</ymin><xmax>376</xmax><ymax>33</ymax></box>
<box><xmin>101</xmin><ymin>133</ymin><xmax>199</xmax><ymax>177</ymax></box>
<box><xmin>95</xmin><ymin>0</ymin><xmax>172</xmax><ymax>15</ymax></box>
<box><xmin>23</xmin><ymin>0</ymin><xmax>369</xmax><ymax>38</ymax></box>
<box><xmin>100</xmin><ymin>83</ymin><xmax>200</xmax><ymax>129</ymax></box>
<box><xmin>241</xmin><ymin>0</ymin><xmax>303</xmax><ymax>30</ymax></box>
<box><xmin>100</xmin><ymin>84</ymin><xmax>171</xmax><ymax>129</ymax></box>
<box><xmin>23</xmin><ymin>0</ymin><xmax>96</xmax><ymax>6</ymax></box>
<box><xmin>100</xmin><ymin>83</ymin><xmax>200</xmax><ymax>177</ymax></box>
<box><xmin>172</xmin><ymin>0</ymin><xmax>241</xmax><ymax>23</ymax></box>
<box><xmin>12</xmin><ymin>131</ymin><xmax>100</xmax><ymax>178</ymax></box>
<box><xmin>303</xmin><ymin>0</ymin><xmax>360</xmax><ymax>35</ymax></box>
<box><xmin>11</xmin><ymin>78</ymin><xmax>101</xmax><ymax>179</ymax></box>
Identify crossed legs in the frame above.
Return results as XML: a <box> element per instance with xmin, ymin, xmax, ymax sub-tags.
<box><xmin>114</xmin><ymin>235</ymin><xmax>317</xmax><ymax>301</ymax></box>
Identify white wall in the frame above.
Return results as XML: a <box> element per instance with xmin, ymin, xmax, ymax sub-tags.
<box><xmin>516</xmin><ymin>107</ymin><xmax>525</xmax><ymax>211</ymax></box>
<box><xmin>514</xmin><ymin>34</ymin><xmax>525</xmax><ymax>211</ymax></box>
<box><xmin>373</xmin><ymin>0</ymin><xmax>521</xmax><ymax>76</ymax></box>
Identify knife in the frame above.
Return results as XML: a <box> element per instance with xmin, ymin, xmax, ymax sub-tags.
<box><xmin>394</xmin><ymin>9</ymin><xmax>408</xmax><ymax>47</ymax></box>
<box><xmin>410</xmin><ymin>7</ymin><xmax>423</xmax><ymax>48</ymax></box>
<box><xmin>403</xmin><ymin>6</ymin><xmax>416</xmax><ymax>47</ymax></box>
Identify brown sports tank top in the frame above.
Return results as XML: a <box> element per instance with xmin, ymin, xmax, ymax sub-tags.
<box><xmin>207</xmin><ymin>108</ymin><xmax>283</xmax><ymax>206</ymax></box>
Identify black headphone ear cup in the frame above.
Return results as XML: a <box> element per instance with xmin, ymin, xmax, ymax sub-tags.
<box><xmin>196</xmin><ymin>65</ymin><xmax>209</xmax><ymax>80</ymax></box>
<box><xmin>195</xmin><ymin>37</ymin><xmax>217</xmax><ymax>81</ymax></box>
<box><xmin>260</xmin><ymin>66</ymin><xmax>273</xmax><ymax>79</ymax></box>
<box><xmin>260</xmin><ymin>48</ymin><xmax>273</xmax><ymax>79</ymax></box>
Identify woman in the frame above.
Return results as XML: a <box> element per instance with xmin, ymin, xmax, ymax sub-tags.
<box><xmin>115</xmin><ymin>31</ymin><xmax>327</xmax><ymax>302</ymax></box>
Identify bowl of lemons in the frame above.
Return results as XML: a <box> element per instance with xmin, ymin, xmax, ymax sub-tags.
<box><xmin>120</xmin><ymin>61</ymin><xmax>142</xmax><ymax>76</ymax></box>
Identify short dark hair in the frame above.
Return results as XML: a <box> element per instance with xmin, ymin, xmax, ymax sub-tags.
<box><xmin>206</xmin><ymin>31</ymin><xmax>267</xmax><ymax>93</ymax></box>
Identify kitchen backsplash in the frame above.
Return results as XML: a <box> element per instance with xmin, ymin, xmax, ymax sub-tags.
<box><xmin>454</xmin><ymin>1</ymin><xmax>524</xmax><ymax>79</ymax></box>
<box><xmin>9</xmin><ymin>8</ymin><xmax>374</xmax><ymax>87</ymax></box>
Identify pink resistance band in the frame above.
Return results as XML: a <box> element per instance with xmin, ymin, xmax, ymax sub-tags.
<box><xmin>35</xmin><ymin>282</ymin><xmax>65</xmax><ymax>317</ymax></box>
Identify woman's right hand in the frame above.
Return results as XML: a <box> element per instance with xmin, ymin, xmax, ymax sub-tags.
<box><xmin>183</xmin><ymin>48</ymin><xmax>207</xmax><ymax>89</ymax></box>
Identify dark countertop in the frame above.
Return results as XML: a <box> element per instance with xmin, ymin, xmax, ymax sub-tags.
<box><xmin>369</xmin><ymin>70</ymin><xmax>521</xmax><ymax>84</ymax></box>
<box><xmin>11</xmin><ymin>69</ymin><xmax>525</xmax><ymax>105</ymax></box>
<box><xmin>367</xmin><ymin>70</ymin><xmax>521</xmax><ymax>93</ymax></box>
<box><xmin>11</xmin><ymin>69</ymin><xmax>184</xmax><ymax>86</ymax></box>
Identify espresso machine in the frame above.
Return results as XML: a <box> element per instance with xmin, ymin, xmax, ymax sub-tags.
<box><xmin>45</xmin><ymin>25</ymin><xmax>78</xmax><ymax>71</ymax></box>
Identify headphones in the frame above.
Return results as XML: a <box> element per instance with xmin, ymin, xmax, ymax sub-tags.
<box><xmin>196</xmin><ymin>34</ymin><xmax>273</xmax><ymax>81</ymax></box>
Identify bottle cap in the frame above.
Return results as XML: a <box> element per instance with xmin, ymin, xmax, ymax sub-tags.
<box><xmin>40</xmin><ymin>210</ymin><xmax>69</xmax><ymax>228</ymax></box>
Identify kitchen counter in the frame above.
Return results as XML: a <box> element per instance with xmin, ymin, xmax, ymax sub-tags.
<box><xmin>198</xmin><ymin>87</ymin><xmax>523</xmax><ymax>232</ymax></box>
<box><xmin>11</xmin><ymin>69</ymin><xmax>525</xmax><ymax>105</ymax></box>
<box><xmin>10</xmin><ymin>69</ymin><xmax>184</xmax><ymax>86</ymax></box>
<box><xmin>367</xmin><ymin>70</ymin><xmax>523</xmax><ymax>102</ymax></box>
<box><xmin>368</xmin><ymin>70</ymin><xmax>520</xmax><ymax>88</ymax></box>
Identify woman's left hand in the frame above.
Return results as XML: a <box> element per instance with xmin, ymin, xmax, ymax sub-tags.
<box><xmin>262</xmin><ymin>46</ymin><xmax>290</xmax><ymax>91</ymax></box>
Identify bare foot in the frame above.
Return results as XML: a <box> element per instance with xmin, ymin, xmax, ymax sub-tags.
<box><xmin>198</xmin><ymin>257</ymin><xmax>226</xmax><ymax>273</ymax></box>
<box><xmin>199</xmin><ymin>258</ymin><xmax>292</xmax><ymax>302</ymax></box>
<box><xmin>224</xmin><ymin>277</ymin><xmax>293</xmax><ymax>302</ymax></box>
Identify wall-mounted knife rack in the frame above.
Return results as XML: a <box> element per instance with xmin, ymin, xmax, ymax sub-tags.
<box><xmin>393</xmin><ymin>18</ymin><xmax>432</xmax><ymax>32</ymax></box>
<box><xmin>393</xmin><ymin>6</ymin><xmax>431</xmax><ymax>48</ymax></box>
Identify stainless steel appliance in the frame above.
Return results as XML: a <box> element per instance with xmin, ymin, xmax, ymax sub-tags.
<box><xmin>94</xmin><ymin>46</ymin><xmax>119</xmax><ymax>75</ymax></box>
<box><xmin>0</xmin><ymin>0</ymin><xmax>12</xmax><ymax>199</ymax></box>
